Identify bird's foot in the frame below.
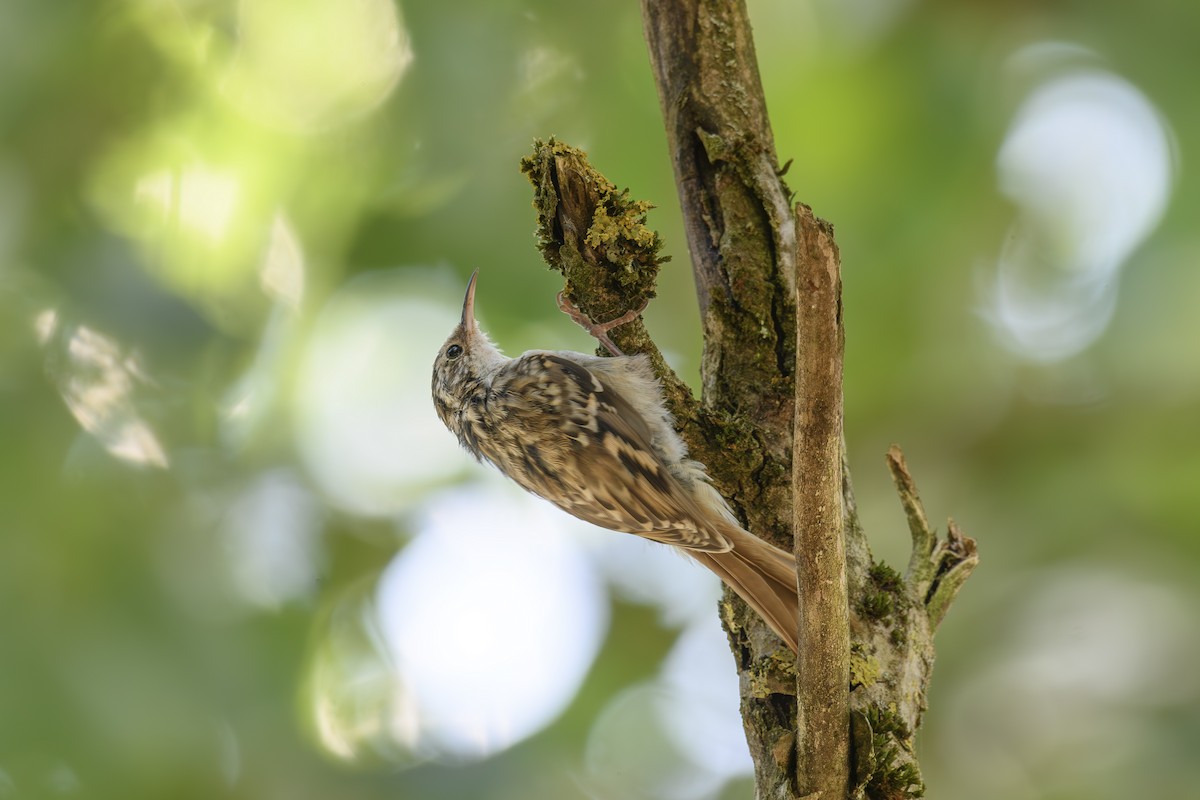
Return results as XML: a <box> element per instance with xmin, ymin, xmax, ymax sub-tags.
<box><xmin>556</xmin><ymin>292</ymin><xmax>647</xmax><ymax>357</ymax></box>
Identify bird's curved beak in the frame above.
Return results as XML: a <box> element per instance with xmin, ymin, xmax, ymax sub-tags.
<box><xmin>461</xmin><ymin>269</ymin><xmax>479</xmax><ymax>329</ymax></box>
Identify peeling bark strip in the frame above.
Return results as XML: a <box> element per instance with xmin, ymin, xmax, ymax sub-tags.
<box><xmin>793</xmin><ymin>205</ymin><xmax>849</xmax><ymax>799</ymax></box>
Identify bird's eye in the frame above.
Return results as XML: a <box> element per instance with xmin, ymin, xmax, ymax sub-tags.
<box><xmin>446</xmin><ymin>344</ymin><xmax>463</xmax><ymax>360</ymax></box>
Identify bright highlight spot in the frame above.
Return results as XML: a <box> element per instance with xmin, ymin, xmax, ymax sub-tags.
<box><xmin>221</xmin><ymin>470</ymin><xmax>323</xmax><ymax>610</ymax></box>
<box><xmin>659</xmin><ymin>619</ymin><xmax>753</xmax><ymax>781</ymax></box>
<box><xmin>39</xmin><ymin>314</ymin><xmax>168</xmax><ymax>469</ymax></box>
<box><xmin>259</xmin><ymin>213</ymin><xmax>305</xmax><ymax>308</ymax></box>
<box><xmin>134</xmin><ymin>166</ymin><xmax>241</xmax><ymax>244</ymax></box>
<box><xmin>90</xmin><ymin>142</ymin><xmax>276</xmax><ymax>328</ymax></box>
<box><xmin>371</xmin><ymin>481</ymin><xmax>608</xmax><ymax>760</ymax></box>
<box><xmin>34</xmin><ymin>308</ymin><xmax>58</xmax><ymax>345</ymax></box>
<box><xmin>304</xmin><ymin>582</ymin><xmax>424</xmax><ymax>767</ymax></box>
<box><xmin>226</xmin><ymin>0</ymin><xmax>413</xmax><ymax>132</ymax></box>
<box><xmin>984</xmin><ymin>48</ymin><xmax>1174</xmax><ymax>364</ymax></box>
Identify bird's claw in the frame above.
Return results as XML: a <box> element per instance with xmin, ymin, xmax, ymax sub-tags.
<box><xmin>556</xmin><ymin>292</ymin><xmax>648</xmax><ymax>357</ymax></box>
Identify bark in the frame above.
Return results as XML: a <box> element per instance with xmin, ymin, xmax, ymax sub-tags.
<box><xmin>521</xmin><ymin>2</ymin><xmax>979</xmax><ymax>797</ymax></box>
<box><xmin>793</xmin><ymin>205</ymin><xmax>849</xmax><ymax>798</ymax></box>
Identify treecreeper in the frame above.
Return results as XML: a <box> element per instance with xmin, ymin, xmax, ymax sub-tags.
<box><xmin>431</xmin><ymin>270</ymin><xmax>800</xmax><ymax>652</ymax></box>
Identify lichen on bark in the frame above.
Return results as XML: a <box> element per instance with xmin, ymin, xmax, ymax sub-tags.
<box><xmin>521</xmin><ymin>138</ymin><xmax>666</xmax><ymax>307</ymax></box>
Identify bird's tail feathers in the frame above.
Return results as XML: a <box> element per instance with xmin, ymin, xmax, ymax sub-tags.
<box><xmin>690</xmin><ymin>525</ymin><xmax>799</xmax><ymax>653</ymax></box>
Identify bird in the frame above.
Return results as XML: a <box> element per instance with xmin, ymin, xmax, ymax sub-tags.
<box><xmin>431</xmin><ymin>270</ymin><xmax>800</xmax><ymax>652</ymax></box>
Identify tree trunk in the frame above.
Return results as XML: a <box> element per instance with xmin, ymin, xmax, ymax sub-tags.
<box><xmin>521</xmin><ymin>2</ymin><xmax>979</xmax><ymax>796</ymax></box>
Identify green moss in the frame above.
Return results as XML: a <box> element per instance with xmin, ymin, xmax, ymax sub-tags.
<box><xmin>586</xmin><ymin>199</ymin><xmax>658</xmax><ymax>252</ymax></box>
<box><xmin>520</xmin><ymin>138</ymin><xmax>667</xmax><ymax>298</ymax></box>
<box><xmin>707</xmin><ymin>410</ymin><xmax>755</xmax><ymax>453</ymax></box>
<box><xmin>860</xmin><ymin>590</ymin><xmax>894</xmax><ymax>621</ymax></box>
<box><xmin>859</xmin><ymin>560</ymin><xmax>909</xmax><ymax>625</ymax></box>
<box><xmin>868</xmin><ymin>562</ymin><xmax>904</xmax><ymax>595</ymax></box>
<box><xmin>865</xmin><ymin>706</ymin><xmax>911</xmax><ymax>741</ymax></box>
<box><xmin>520</xmin><ymin>138</ymin><xmax>570</xmax><ymax>269</ymax></box>
<box><xmin>860</xmin><ymin>706</ymin><xmax>925</xmax><ymax>799</ymax></box>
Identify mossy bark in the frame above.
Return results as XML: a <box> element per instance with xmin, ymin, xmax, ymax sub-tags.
<box><xmin>521</xmin><ymin>1</ymin><xmax>979</xmax><ymax>797</ymax></box>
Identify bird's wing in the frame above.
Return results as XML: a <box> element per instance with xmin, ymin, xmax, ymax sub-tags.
<box><xmin>490</xmin><ymin>352</ymin><xmax>732</xmax><ymax>553</ymax></box>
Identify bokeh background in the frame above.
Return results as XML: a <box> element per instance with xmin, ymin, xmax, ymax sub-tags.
<box><xmin>2</xmin><ymin>0</ymin><xmax>1198</xmax><ymax>798</ymax></box>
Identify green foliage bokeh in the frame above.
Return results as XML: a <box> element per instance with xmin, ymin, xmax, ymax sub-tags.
<box><xmin>1</xmin><ymin>1</ymin><xmax>1198</xmax><ymax>798</ymax></box>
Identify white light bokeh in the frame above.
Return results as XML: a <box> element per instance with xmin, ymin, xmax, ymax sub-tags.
<box><xmin>938</xmin><ymin>568</ymin><xmax>1200</xmax><ymax>799</ymax></box>
<box><xmin>371</xmin><ymin>479</ymin><xmax>609</xmax><ymax>760</ymax></box>
<box><xmin>659</xmin><ymin>618</ymin><xmax>753</xmax><ymax>781</ymax></box>
<box><xmin>293</xmin><ymin>270</ymin><xmax>466</xmax><ymax>516</ymax></box>
<box><xmin>983</xmin><ymin>49</ymin><xmax>1174</xmax><ymax>364</ymax></box>
<box><xmin>220</xmin><ymin>470</ymin><xmax>324</xmax><ymax>611</ymax></box>
<box><xmin>156</xmin><ymin>463</ymin><xmax>325</xmax><ymax>622</ymax></box>
<box><xmin>220</xmin><ymin>305</ymin><xmax>295</xmax><ymax>452</ymax></box>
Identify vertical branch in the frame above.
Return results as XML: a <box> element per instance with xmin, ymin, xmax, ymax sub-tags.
<box><xmin>792</xmin><ymin>205</ymin><xmax>849</xmax><ymax>798</ymax></box>
<box><xmin>640</xmin><ymin>0</ymin><xmax>794</xmax><ymax>321</ymax></box>
<box><xmin>640</xmin><ymin>2</ymin><xmax>803</xmax><ymax>795</ymax></box>
<box><xmin>640</xmin><ymin>1</ymin><xmax>856</xmax><ymax>796</ymax></box>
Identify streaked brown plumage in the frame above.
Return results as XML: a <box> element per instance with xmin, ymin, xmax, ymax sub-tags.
<box><xmin>431</xmin><ymin>270</ymin><xmax>799</xmax><ymax>652</ymax></box>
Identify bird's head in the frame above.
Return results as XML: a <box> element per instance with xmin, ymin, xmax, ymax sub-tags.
<box><xmin>431</xmin><ymin>269</ymin><xmax>506</xmax><ymax>429</ymax></box>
